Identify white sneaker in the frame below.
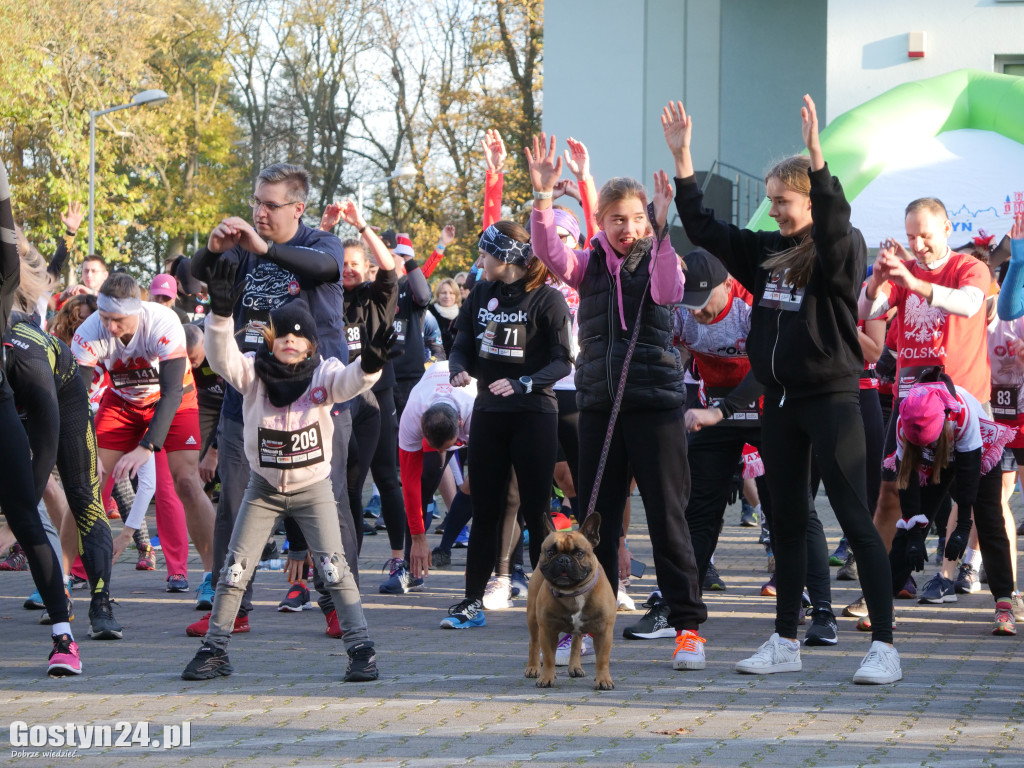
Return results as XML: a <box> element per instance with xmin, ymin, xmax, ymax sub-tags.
<box><xmin>617</xmin><ymin>580</ymin><xmax>635</xmax><ymax>611</ymax></box>
<box><xmin>852</xmin><ymin>641</ymin><xmax>902</xmax><ymax>685</ymax></box>
<box><xmin>482</xmin><ymin>575</ymin><xmax>513</xmax><ymax>610</ymax></box>
<box><xmin>554</xmin><ymin>633</ymin><xmax>595</xmax><ymax>666</ymax></box>
<box><xmin>735</xmin><ymin>633</ymin><xmax>802</xmax><ymax>675</ymax></box>
<box><xmin>672</xmin><ymin>630</ymin><xmax>706</xmax><ymax>670</ymax></box>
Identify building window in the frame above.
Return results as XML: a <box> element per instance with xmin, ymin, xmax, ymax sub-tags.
<box><xmin>995</xmin><ymin>55</ymin><xmax>1024</xmax><ymax>76</ymax></box>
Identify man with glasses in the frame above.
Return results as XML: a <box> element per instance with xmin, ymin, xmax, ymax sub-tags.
<box><xmin>188</xmin><ymin>163</ymin><xmax>356</xmax><ymax>638</ymax></box>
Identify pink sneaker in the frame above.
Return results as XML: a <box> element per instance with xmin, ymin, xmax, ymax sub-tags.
<box><xmin>48</xmin><ymin>633</ymin><xmax>82</xmax><ymax>677</ymax></box>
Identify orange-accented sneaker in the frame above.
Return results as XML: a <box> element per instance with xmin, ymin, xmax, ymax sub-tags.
<box><xmin>672</xmin><ymin>630</ymin><xmax>707</xmax><ymax>670</ymax></box>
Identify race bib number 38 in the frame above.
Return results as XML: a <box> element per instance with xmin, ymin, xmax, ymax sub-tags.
<box><xmin>258</xmin><ymin>423</ymin><xmax>325</xmax><ymax>469</ymax></box>
<box><xmin>479</xmin><ymin>322</ymin><xmax>526</xmax><ymax>363</ymax></box>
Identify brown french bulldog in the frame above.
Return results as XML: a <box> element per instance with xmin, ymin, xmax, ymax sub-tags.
<box><xmin>524</xmin><ymin>512</ymin><xmax>616</xmax><ymax>690</ymax></box>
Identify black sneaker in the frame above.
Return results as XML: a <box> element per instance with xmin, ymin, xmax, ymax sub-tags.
<box><xmin>344</xmin><ymin>641</ymin><xmax>379</xmax><ymax>682</ymax></box>
<box><xmin>431</xmin><ymin>547</ymin><xmax>451</xmax><ymax>568</ymax></box>
<box><xmin>703</xmin><ymin>563</ymin><xmax>726</xmax><ymax>591</ymax></box>
<box><xmin>804</xmin><ymin>604</ymin><xmax>839</xmax><ymax>646</ymax></box>
<box><xmin>88</xmin><ymin>594</ymin><xmax>123</xmax><ymax>640</ymax></box>
<box><xmin>182</xmin><ymin>642</ymin><xmax>233</xmax><ymax>680</ymax></box>
<box><xmin>622</xmin><ymin>594</ymin><xmax>675</xmax><ymax>639</ymax></box>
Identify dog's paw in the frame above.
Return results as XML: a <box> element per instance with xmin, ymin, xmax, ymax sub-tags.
<box><xmin>536</xmin><ymin>675</ymin><xmax>555</xmax><ymax>688</ymax></box>
<box><xmin>594</xmin><ymin>675</ymin><xmax>615</xmax><ymax>691</ymax></box>
<box><xmin>568</xmin><ymin>665</ymin><xmax>586</xmax><ymax>678</ymax></box>
<box><xmin>524</xmin><ymin>666</ymin><xmax>539</xmax><ymax>679</ymax></box>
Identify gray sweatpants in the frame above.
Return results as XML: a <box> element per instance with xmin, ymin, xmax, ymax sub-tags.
<box><xmin>205</xmin><ymin>472</ymin><xmax>369</xmax><ymax>651</ymax></box>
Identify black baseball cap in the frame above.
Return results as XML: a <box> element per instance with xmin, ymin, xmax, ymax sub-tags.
<box><xmin>680</xmin><ymin>249</ymin><xmax>728</xmax><ymax>310</ymax></box>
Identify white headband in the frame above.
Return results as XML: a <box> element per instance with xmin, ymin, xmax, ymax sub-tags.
<box><xmin>96</xmin><ymin>294</ymin><xmax>143</xmax><ymax>315</ymax></box>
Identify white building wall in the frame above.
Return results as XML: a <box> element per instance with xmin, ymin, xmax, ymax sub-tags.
<box><xmin>825</xmin><ymin>0</ymin><xmax>1024</xmax><ymax>121</ymax></box>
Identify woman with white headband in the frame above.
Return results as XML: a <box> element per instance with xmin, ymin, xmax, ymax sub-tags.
<box><xmin>69</xmin><ymin>272</ymin><xmax>216</xmax><ymax>596</ymax></box>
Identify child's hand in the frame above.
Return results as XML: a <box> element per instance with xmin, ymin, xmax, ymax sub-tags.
<box><xmin>801</xmin><ymin>94</ymin><xmax>824</xmax><ymax>170</ymax></box>
<box><xmin>563</xmin><ymin>137</ymin><xmax>590</xmax><ymax>180</ymax></box>
<box><xmin>1011</xmin><ymin>212</ymin><xmax>1024</xmax><ymax>241</ymax></box>
<box><xmin>482</xmin><ymin>129</ymin><xmax>507</xmax><ymax>173</ymax></box>
<box><xmin>651</xmin><ymin>170</ymin><xmax>672</xmax><ymax>235</ymax></box>
<box><xmin>524</xmin><ymin>133</ymin><xmax>563</xmax><ymax>199</ymax></box>
<box><xmin>661</xmin><ymin>101</ymin><xmax>692</xmax><ymax>158</ymax></box>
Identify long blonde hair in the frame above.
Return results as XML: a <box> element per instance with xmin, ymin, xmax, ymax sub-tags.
<box><xmin>895</xmin><ymin>421</ymin><xmax>954</xmax><ymax>489</ymax></box>
<box><xmin>761</xmin><ymin>155</ymin><xmax>816</xmax><ymax>290</ymax></box>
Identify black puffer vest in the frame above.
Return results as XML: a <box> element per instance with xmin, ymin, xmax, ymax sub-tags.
<box><xmin>575</xmin><ymin>241</ymin><xmax>685</xmax><ymax>411</ymax></box>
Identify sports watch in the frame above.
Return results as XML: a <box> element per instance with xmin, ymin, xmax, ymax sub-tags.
<box><xmin>519</xmin><ymin>376</ymin><xmax>533</xmax><ymax>394</ymax></box>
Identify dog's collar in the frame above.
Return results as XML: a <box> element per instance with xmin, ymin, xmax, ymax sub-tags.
<box><xmin>549</xmin><ymin>569</ymin><xmax>599</xmax><ymax>599</ymax></box>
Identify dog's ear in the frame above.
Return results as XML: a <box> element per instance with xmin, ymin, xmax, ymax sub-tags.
<box><xmin>578</xmin><ymin>512</ymin><xmax>601</xmax><ymax>547</ymax></box>
<box><xmin>542</xmin><ymin>510</ymin><xmax>557</xmax><ymax>537</ymax></box>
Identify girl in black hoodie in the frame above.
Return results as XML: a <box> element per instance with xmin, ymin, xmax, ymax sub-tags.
<box><xmin>667</xmin><ymin>95</ymin><xmax>900</xmax><ymax>685</ymax></box>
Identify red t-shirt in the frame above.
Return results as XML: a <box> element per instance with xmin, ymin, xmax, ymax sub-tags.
<box><xmin>882</xmin><ymin>251</ymin><xmax>990</xmax><ymax>403</ymax></box>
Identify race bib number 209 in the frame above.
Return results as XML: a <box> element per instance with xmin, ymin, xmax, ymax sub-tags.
<box><xmin>258</xmin><ymin>423</ymin><xmax>325</xmax><ymax>469</ymax></box>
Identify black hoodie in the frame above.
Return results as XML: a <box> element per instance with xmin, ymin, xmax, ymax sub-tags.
<box><xmin>673</xmin><ymin>164</ymin><xmax>866</xmax><ymax>402</ymax></box>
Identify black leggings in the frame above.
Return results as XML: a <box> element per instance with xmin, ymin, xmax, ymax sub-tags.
<box><xmin>861</xmin><ymin>388</ymin><xmax>884</xmax><ymax>514</ymax></box>
<box><xmin>347</xmin><ymin>391</ymin><xmax>380</xmax><ymax>552</ymax></box>
<box><xmin>1</xmin><ymin>387</ymin><xmax>68</xmax><ymax>622</ymax></box>
<box><xmin>555</xmin><ymin>389</ymin><xmax>580</xmax><ymax>492</ymax></box>
<box><xmin>465</xmin><ymin>410</ymin><xmax>557</xmax><ymax>601</ymax></box>
<box><xmin>369</xmin><ymin>387</ymin><xmax>407</xmax><ymax>552</ymax></box>
<box><xmin>55</xmin><ymin>379</ymin><xmax>112</xmax><ymax>598</ymax></box>
<box><xmin>761</xmin><ymin>390</ymin><xmax>893</xmax><ymax>644</ymax></box>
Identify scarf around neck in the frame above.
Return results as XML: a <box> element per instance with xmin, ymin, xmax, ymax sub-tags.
<box><xmin>254</xmin><ymin>347</ymin><xmax>322</xmax><ymax>407</ymax></box>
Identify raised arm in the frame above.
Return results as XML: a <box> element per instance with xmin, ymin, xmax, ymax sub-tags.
<box><xmin>482</xmin><ymin>129</ymin><xmax>506</xmax><ymax>229</ymax></box>
<box><xmin>339</xmin><ymin>199</ymin><xmax>394</xmax><ymax>272</ymax></box>
<box><xmin>527</xmin><ymin>133</ymin><xmax>589</xmax><ymax>287</ymax></box>
<box><xmin>998</xmin><ymin>214</ymin><xmax>1024</xmax><ymax>320</ymax></box>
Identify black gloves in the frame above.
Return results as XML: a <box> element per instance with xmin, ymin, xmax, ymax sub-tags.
<box><xmin>905</xmin><ymin>524</ymin><xmax>928</xmax><ymax>573</ymax></box>
<box><xmin>944</xmin><ymin>516</ymin><xmax>973</xmax><ymax>563</ymax></box>
<box><xmin>207</xmin><ymin>258</ymin><xmax>237</xmax><ymax>317</ymax></box>
<box><xmin>360</xmin><ymin>324</ymin><xmax>397</xmax><ymax>374</ymax></box>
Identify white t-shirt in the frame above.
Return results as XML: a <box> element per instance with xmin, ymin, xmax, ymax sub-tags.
<box><xmin>398</xmin><ymin>360</ymin><xmax>476</xmax><ymax>452</ymax></box>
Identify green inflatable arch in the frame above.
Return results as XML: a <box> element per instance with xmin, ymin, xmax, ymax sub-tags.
<box><xmin>746</xmin><ymin>68</ymin><xmax>1024</xmax><ymax>230</ymax></box>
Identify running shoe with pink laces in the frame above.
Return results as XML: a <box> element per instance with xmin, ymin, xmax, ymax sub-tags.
<box><xmin>993</xmin><ymin>601</ymin><xmax>1016</xmax><ymax>636</ymax></box>
<box><xmin>48</xmin><ymin>633</ymin><xmax>82</xmax><ymax>677</ymax></box>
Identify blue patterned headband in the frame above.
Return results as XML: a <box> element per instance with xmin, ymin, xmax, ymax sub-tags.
<box><xmin>478</xmin><ymin>224</ymin><xmax>531</xmax><ymax>267</ymax></box>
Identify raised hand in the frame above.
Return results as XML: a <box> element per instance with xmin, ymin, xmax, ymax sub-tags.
<box><xmin>1011</xmin><ymin>212</ymin><xmax>1024</xmax><ymax>241</ymax></box>
<box><xmin>524</xmin><ymin>133</ymin><xmax>563</xmax><ymax>201</ymax></box>
<box><xmin>800</xmin><ymin>94</ymin><xmax>824</xmax><ymax>171</ymax></box>
<box><xmin>661</xmin><ymin>101</ymin><xmax>692</xmax><ymax>158</ymax></box>
<box><xmin>552</xmin><ymin>179</ymin><xmax>580</xmax><ymax>202</ymax></box>
<box><xmin>563</xmin><ymin>137</ymin><xmax>590</xmax><ymax>180</ymax></box>
<box><xmin>651</xmin><ymin>170</ymin><xmax>672</xmax><ymax>235</ymax></box>
<box><xmin>881</xmin><ymin>236</ymin><xmax>911</xmax><ymax>262</ymax></box>
<box><xmin>320</xmin><ymin>202</ymin><xmax>343</xmax><ymax>232</ymax></box>
<box><xmin>482</xmin><ymin>129</ymin><xmax>507</xmax><ymax>173</ymax></box>
<box><xmin>339</xmin><ymin>199</ymin><xmax>366</xmax><ymax>230</ymax></box>
<box><xmin>439</xmin><ymin>223</ymin><xmax>456</xmax><ymax>247</ymax></box>
<box><xmin>61</xmin><ymin>201</ymin><xmax>84</xmax><ymax>234</ymax></box>
<box><xmin>207</xmin><ymin>218</ymin><xmax>243</xmax><ymax>253</ymax></box>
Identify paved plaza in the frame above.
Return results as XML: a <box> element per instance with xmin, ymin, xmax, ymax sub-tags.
<box><xmin>2</xmin><ymin>491</ymin><xmax>1023</xmax><ymax>767</ymax></box>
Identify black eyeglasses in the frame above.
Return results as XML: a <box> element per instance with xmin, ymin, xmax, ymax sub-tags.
<box><xmin>248</xmin><ymin>196</ymin><xmax>300</xmax><ymax>211</ymax></box>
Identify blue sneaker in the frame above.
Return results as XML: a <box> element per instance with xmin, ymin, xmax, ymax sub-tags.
<box><xmin>439</xmin><ymin>598</ymin><xmax>485</xmax><ymax>629</ymax></box>
<box><xmin>25</xmin><ymin>586</ymin><xmax>47</xmax><ymax>610</ymax></box>
<box><xmin>918</xmin><ymin>573</ymin><xmax>957</xmax><ymax>604</ymax></box>
<box><xmin>195</xmin><ymin>573</ymin><xmax>215</xmax><ymax>610</ymax></box>
<box><xmin>379</xmin><ymin>558</ymin><xmax>424</xmax><ymax>594</ymax></box>
<box><xmin>363</xmin><ymin>494</ymin><xmax>381</xmax><ymax>519</ymax></box>
<box><xmin>510</xmin><ymin>565</ymin><xmax>529</xmax><ymax>598</ymax></box>
<box><xmin>167</xmin><ymin>573</ymin><xmax>189</xmax><ymax>593</ymax></box>
<box><xmin>150</xmin><ymin>535</ymin><xmax>162</xmax><ymax>551</ymax></box>
<box><xmin>453</xmin><ymin>525</ymin><xmax>470</xmax><ymax>548</ymax></box>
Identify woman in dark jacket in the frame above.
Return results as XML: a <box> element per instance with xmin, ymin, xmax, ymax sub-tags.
<box><xmin>666</xmin><ymin>95</ymin><xmax>900</xmax><ymax>685</ymax></box>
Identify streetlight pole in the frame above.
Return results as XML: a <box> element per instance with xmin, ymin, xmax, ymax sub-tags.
<box><xmin>356</xmin><ymin>163</ymin><xmax>418</xmax><ymax>218</ymax></box>
<box><xmin>88</xmin><ymin>89</ymin><xmax>168</xmax><ymax>255</ymax></box>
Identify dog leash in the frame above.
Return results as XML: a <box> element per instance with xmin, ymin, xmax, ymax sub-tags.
<box><xmin>584</xmin><ymin>202</ymin><xmax>666</xmax><ymax>522</ymax></box>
